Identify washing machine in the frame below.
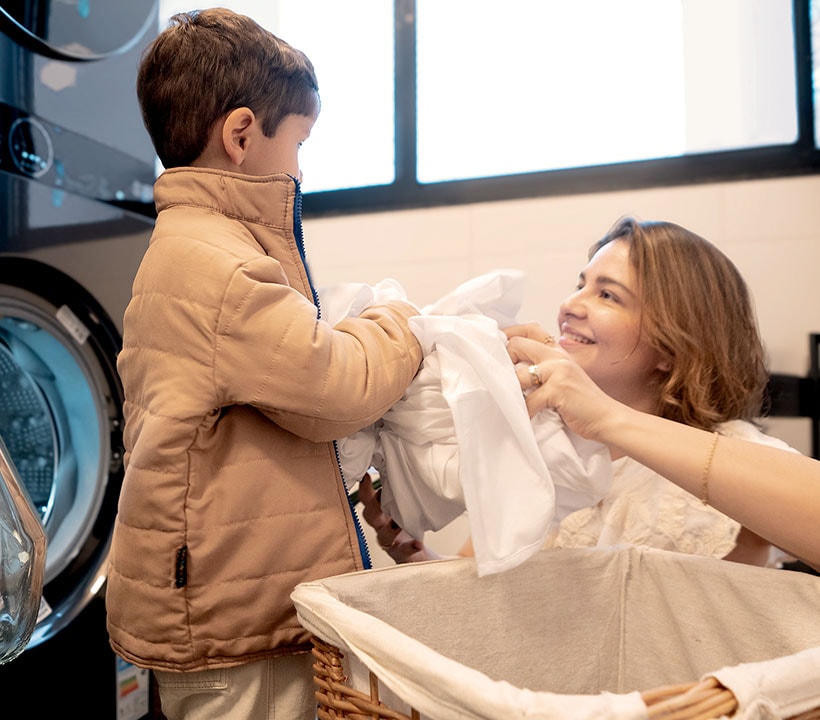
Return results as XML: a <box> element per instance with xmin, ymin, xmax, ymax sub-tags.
<box><xmin>0</xmin><ymin>2</ymin><xmax>160</xmax><ymax>717</ymax></box>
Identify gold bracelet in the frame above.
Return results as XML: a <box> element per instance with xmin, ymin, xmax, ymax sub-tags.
<box><xmin>701</xmin><ymin>431</ymin><xmax>719</xmax><ymax>505</ymax></box>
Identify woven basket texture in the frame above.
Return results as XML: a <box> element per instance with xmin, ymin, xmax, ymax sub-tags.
<box><xmin>312</xmin><ymin>635</ymin><xmax>820</xmax><ymax>720</ymax></box>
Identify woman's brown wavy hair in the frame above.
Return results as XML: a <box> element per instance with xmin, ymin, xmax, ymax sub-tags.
<box><xmin>590</xmin><ymin>217</ymin><xmax>768</xmax><ymax>430</ymax></box>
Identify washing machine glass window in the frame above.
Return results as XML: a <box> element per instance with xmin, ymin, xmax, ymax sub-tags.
<box><xmin>0</xmin><ymin>0</ymin><xmax>158</xmax><ymax>61</ymax></box>
<box><xmin>0</xmin><ymin>257</ymin><xmax>124</xmax><ymax>646</ymax></box>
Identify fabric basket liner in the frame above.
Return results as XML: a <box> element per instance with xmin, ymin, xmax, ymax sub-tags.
<box><xmin>292</xmin><ymin>546</ymin><xmax>820</xmax><ymax>719</ymax></box>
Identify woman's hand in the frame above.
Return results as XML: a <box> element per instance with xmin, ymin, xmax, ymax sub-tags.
<box><xmin>505</xmin><ymin>334</ymin><xmax>625</xmax><ymax>443</ymax></box>
<box><xmin>503</xmin><ymin>322</ymin><xmax>556</xmax><ymax>344</ymax></box>
<box><xmin>357</xmin><ymin>474</ymin><xmax>441</xmax><ymax>564</ymax></box>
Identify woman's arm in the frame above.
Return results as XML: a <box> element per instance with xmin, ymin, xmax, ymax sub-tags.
<box><xmin>507</xmin><ymin>335</ymin><xmax>820</xmax><ymax>571</ymax></box>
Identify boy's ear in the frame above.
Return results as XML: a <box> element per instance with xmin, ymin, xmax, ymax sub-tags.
<box><xmin>221</xmin><ymin>107</ymin><xmax>256</xmax><ymax>166</ymax></box>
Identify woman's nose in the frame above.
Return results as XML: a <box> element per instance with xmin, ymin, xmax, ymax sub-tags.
<box><xmin>559</xmin><ymin>288</ymin><xmax>586</xmax><ymax>319</ymax></box>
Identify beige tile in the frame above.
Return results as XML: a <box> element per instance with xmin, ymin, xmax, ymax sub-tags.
<box><xmin>726</xmin><ymin>237</ymin><xmax>820</xmax><ymax>374</ymax></box>
<box><xmin>722</xmin><ymin>176</ymin><xmax>820</xmax><ymax>243</ymax></box>
<box><xmin>306</xmin><ymin>204</ymin><xmax>472</xmax><ymax>269</ymax></box>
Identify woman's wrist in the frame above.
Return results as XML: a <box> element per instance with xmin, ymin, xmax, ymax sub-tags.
<box><xmin>594</xmin><ymin>402</ymin><xmax>652</xmax><ymax>455</ymax></box>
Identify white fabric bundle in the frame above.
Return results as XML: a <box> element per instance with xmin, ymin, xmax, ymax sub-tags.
<box><xmin>323</xmin><ymin>270</ymin><xmax>612</xmax><ymax>575</ymax></box>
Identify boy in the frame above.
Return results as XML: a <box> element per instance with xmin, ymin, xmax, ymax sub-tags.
<box><xmin>105</xmin><ymin>9</ymin><xmax>422</xmax><ymax>720</ymax></box>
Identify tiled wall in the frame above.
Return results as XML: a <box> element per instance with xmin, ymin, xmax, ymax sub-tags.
<box><xmin>304</xmin><ymin>173</ymin><xmax>820</xmax><ymax>562</ymax></box>
<box><xmin>306</xmin><ymin>174</ymin><xmax>820</xmax><ymax>375</ymax></box>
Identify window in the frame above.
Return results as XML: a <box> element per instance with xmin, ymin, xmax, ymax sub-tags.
<box><xmin>158</xmin><ymin>0</ymin><xmax>819</xmax><ymax>215</ymax></box>
<box><xmin>157</xmin><ymin>0</ymin><xmax>394</xmax><ymax>192</ymax></box>
<box><xmin>414</xmin><ymin>0</ymin><xmax>798</xmax><ymax>182</ymax></box>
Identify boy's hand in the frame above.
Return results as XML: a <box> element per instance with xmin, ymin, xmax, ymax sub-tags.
<box><xmin>357</xmin><ymin>474</ymin><xmax>439</xmax><ymax>564</ymax></box>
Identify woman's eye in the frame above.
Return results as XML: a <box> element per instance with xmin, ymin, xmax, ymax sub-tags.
<box><xmin>600</xmin><ymin>289</ymin><xmax>617</xmax><ymax>301</ymax></box>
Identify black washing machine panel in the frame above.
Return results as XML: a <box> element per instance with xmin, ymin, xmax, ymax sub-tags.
<box><xmin>0</xmin><ymin>256</ymin><xmax>125</xmax><ymax>646</ymax></box>
<box><xmin>0</xmin><ymin>0</ymin><xmax>159</xmax><ymax>666</ymax></box>
<box><xmin>0</xmin><ymin>99</ymin><xmax>156</xmax><ymax>233</ymax></box>
<box><xmin>0</xmin><ymin>0</ymin><xmax>158</xmax><ymax>217</ymax></box>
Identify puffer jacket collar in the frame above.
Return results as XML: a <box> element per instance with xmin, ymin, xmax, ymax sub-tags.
<box><xmin>153</xmin><ymin>167</ymin><xmax>318</xmax><ymax>303</ymax></box>
<box><xmin>154</xmin><ymin>167</ymin><xmax>300</xmax><ymax>256</ymax></box>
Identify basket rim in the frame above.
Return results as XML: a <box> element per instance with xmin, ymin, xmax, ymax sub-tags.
<box><xmin>310</xmin><ymin>635</ymin><xmax>820</xmax><ymax>720</ymax></box>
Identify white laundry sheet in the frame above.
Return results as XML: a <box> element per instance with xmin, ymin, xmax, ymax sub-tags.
<box><xmin>292</xmin><ymin>546</ymin><xmax>820</xmax><ymax>720</ymax></box>
<box><xmin>322</xmin><ymin>270</ymin><xmax>611</xmax><ymax>576</ymax></box>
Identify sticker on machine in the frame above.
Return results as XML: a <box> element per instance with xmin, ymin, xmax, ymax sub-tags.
<box><xmin>56</xmin><ymin>305</ymin><xmax>90</xmax><ymax>345</ymax></box>
<box><xmin>116</xmin><ymin>656</ymin><xmax>149</xmax><ymax>720</ymax></box>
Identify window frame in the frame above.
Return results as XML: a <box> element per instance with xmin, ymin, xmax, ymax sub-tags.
<box><xmin>302</xmin><ymin>0</ymin><xmax>819</xmax><ymax>217</ymax></box>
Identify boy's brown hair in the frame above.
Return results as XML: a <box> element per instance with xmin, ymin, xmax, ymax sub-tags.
<box><xmin>590</xmin><ymin>216</ymin><xmax>768</xmax><ymax>430</ymax></box>
<box><xmin>137</xmin><ymin>7</ymin><xmax>319</xmax><ymax>169</ymax></box>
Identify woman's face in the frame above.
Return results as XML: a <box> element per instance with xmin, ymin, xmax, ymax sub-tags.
<box><xmin>557</xmin><ymin>239</ymin><xmax>666</xmax><ymax>413</ymax></box>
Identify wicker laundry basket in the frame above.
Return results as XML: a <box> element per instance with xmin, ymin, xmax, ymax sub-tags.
<box><xmin>292</xmin><ymin>547</ymin><xmax>820</xmax><ymax>720</ymax></box>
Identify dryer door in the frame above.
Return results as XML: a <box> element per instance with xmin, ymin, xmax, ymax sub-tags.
<box><xmin>0</xmin><ymin>0</ymin><xmax>157</xmax><ymax>61</ymax></box>
<box><xmin>0</xmin><ymin>256</ymin><xmax>124</xmax><ymax>646</ymax></box>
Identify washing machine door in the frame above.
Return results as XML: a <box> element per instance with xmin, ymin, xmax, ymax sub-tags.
<box><xmin>0</xmin><ymin>0</ymin><xmax>157</xmax><ymax>61</ymax></box>
<box><xmin>0</xmin><ymin>256</ymin><xmax>124</xmax><ymax>646</ymax></box>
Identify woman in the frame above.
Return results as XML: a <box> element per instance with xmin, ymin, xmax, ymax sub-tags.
<box><xmin>363</xmin><ymin>216</ymin><xmax>796</xmax><ymax>567</ymax></box>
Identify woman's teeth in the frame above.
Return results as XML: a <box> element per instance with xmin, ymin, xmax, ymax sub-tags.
<box><xmin>564</xmin><ymin>332</ymin><xmax>593</xmax><ymax>344</ymax></box>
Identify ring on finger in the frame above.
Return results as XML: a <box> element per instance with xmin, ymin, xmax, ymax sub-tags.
<box><xmin>528</xmin><ymin>364</ymin><xmax>543</xmax><ymax>387</ymax></box>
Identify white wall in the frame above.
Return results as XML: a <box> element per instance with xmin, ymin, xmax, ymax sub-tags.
<box><xmin>304</xmin><ymin>173</ymin><xmax>820</xmax><ymax>563</ymax></box>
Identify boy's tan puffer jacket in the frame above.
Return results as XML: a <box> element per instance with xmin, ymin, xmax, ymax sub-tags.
<box><xmin>106</xmin><ymin>168</ymin><xmax>422</xmax><ymax>671</ymax></box>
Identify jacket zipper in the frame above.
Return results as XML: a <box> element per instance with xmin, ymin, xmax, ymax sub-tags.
<box><xmin>292</xmin><ymin>179</ymin><xmax>320</xmax><ymax>309</ymax></box>
<box><xmin>292</xmin><ymin>177</ymin><xmax>373</xmax><ymax>570</ymax></box>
